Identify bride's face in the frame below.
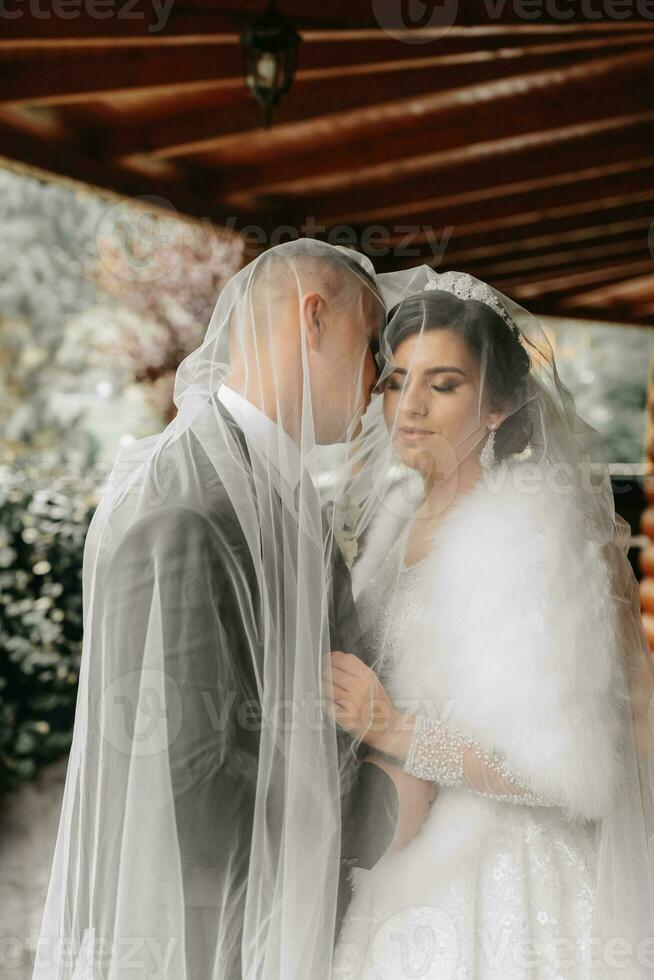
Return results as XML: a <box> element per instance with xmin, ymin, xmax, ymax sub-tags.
<box><xmin>382</xmin><ymin>327</ymin><xmax>489</xmax><ymax>475</ymax></box>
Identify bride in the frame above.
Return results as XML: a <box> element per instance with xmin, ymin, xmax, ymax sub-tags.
<box><xmin>325</xmin><ymin>269</ymin><xmax>654</xmax><ymax>979</ymax></box>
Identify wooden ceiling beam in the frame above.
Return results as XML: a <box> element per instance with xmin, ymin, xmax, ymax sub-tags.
<box><xmin>558</xmin><ymin>274</ymin><xmax>654</xmax><ymax>311</ymax></box>
<box><xmin>2</xmin><ymin>47</ymin><xmax>601</xmax><ymax>154</ymax></box>
<box><xmin>2</xmin><ymin>114</ymin><xmax>651</xmax><ymax>257</ymax></box>
<box><xmin>442</xmin><ymin>238</ymin><xmax>651</xmax><ymax>282</ymax></box>
<box><xmin>230</xmin><ymin>113</ymin><xmax>654</xmax><ymax>222</ymax></box>
<box><xmin>629</xmin><ymin>304</ymin><xmax>654</xmax><ymax>320</ymax></box>
<box><xmin>369</xmin><ymin>185</ymin><xmax>654</xmax><ymax>239</ymax></box>
<box><xmin>0</xmin><ymin>107</ymin><xmax>67</xmax><ymax>158</ymax></box>
<box><xmin>0</xmin><ymin>127</ymin><xmax>224</xmax><ymax>225</ymax></box>
<box><xmin>393</xmin><ymin>218</ymin><xmax>654</xmax><ymax>271</ymax></box>
<box><xmin>161</xmin><ymin>42</ymin><xmax>654</xmax><ymax>159</ymax></box>
<box><xmin>381</xmin><ymin>193</ymin><xmax>654</xmax><ymax>252</ymax></box>
<box><xmin>491</xmin><ymin>257</ymin><xmax>654</xmax><ymax>302</ymax></box>
<box><xmin>321</xmin><ymin>177</ymin><xmax>654</xmax><ymax>275</ymax></box>
<box><xmin>4</xmin><ymin>3</ymin><xmax>654</xmax><ymax>41</ymax></box>
<box><xmin>185</xmin><ymin>48</ymin><xmax>654</xmax><ymax>194</ymax></box>
<box><xmin>5</xmin><ymin>25</ymin><xmax>649</xmax><ymax>57</ymax></box>
<box><xmin>7</xmin><ymin>31</ymin><xmax>648</xmax><ymax>108</ymax></box>
<box><xmin>0</xmin><ymin>39</ymin><xmax>242</xmax><ymax>104</ymax></box>
<box><xmin>432</xmin><ymin>258</ymin><xmax>654</xmax><ymax>322</ymax></box>
<box><xmin>554</xmin><ymin>277</ymin><xmax>654</xmax><ymax>323</ymax></box>
<box><xmin>302</xmin><ymin>162</ymin><xmax>654</xmax><ymax>238</ymax></box>
<box><xmin>0</xmin><ymin>1</ymin><xmax>389</xmax><ymax>39</ymax></box>
<box><xmin>526</xmin><ymin>295</ymin><xmax>654</xmax><ymax>326</ymax></box>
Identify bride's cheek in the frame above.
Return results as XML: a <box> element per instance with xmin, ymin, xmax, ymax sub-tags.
<box><xmin>382</xmin><ymin>391</ymin><xmax>395</xmax><ymax>411</ymax></box>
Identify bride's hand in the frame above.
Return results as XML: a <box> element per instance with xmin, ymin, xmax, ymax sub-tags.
<box><xmin>322</xmin><ymin>651</ymin><xmax>402</xmax><ymax>748</ymax></box>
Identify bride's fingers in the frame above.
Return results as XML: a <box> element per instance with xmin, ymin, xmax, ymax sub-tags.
<box><xmin>330</xmin><ymin>664</ymin><xmax>378</xmax><ymax>697</ymax></box>
<box><xmin>323</xmin><ymin>669</ymin><xmax>352</xmax><ymax>694</ymax></box>
<box><xmin>323</xmin><ymin>686</ymin><xmax>357</xmax><ymax>712</ymax></box>
<box><xmin>330</xmin><ymin>651</ymin><xmax>369</xmax><ymax>678</ymax></box>
<box><xmin>323</xmin><ymin>676</ymin><xmax>358</xmax><ymax>704</ymax></box>
<box><xmin>325</xmin><ymin>699</ymin><xmax>351</xmax><ymax>723</ymax></box>
<box><xmin>322</xmin><ymin>680</ymin><xmax>350</xmax><ymax>705</ymax></box>
<box><xmin>321</xmin><ymin>673</ymin><xmax>351</xmax><ymax>698</ymax></box>
<box><xmin>328</xmin><ymin>665</ymin><xmax>367</xmax><ymax>693</ymax></box>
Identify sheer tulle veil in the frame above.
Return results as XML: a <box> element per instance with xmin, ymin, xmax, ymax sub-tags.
<box><xmin>30</xmin><ymin>243</ymin><xmax>654</xmax><ymax>979</ymax></box>
<box><xmin>31</xmin><ymin>239</ymin><xmax>385</xmax><ymax>980</ymax></box>
<box><xmin>347</xmin><ymin>265</ymin><xmax>654</xmax><ymax>979</ymax></box>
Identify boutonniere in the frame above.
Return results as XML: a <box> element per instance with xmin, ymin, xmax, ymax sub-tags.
<box><xmin>326</xmin><ymin>494</ymin><xmax>362</xmax><ymax>570</ymax></box>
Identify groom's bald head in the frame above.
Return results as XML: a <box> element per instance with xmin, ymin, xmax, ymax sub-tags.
<box><xmin>247</xmin><ymin>244</ymin><xmax>381</xmax><ymax>325</ymax></box>
<box><xmin>226</xmin><ymin>241</ymin><xmax>383</xmax><ymax>443</ymax></box>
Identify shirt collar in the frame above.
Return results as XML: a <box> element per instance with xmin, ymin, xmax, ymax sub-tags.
<box><xmin>216</xmin><ymin>383</ymin><xmax>302</xmax><ymax>493</ymax></box>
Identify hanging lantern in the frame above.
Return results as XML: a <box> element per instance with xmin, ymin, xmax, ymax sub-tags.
<box><xmin>241</xmin><ymin>1</ymin><xmax>301</xmax><ymax>127</ymax></box>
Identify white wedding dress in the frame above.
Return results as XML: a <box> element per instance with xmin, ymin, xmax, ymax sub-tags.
<box><xmin>332</xmin><ymin>456</ymin><xmax>629</xmax><ymax>980</ymax></box>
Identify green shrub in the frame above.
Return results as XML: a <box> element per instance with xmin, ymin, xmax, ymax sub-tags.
<box><xmin>0</xmin><ymin>461</ymin><xmax>97</xmax><ymax>792</ymax></box>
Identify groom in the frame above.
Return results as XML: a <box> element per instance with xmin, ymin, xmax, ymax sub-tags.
<box><xmin>110</xmin><ymin>242</ymin><xmax>406</xmax><ymax>978</ymax></box>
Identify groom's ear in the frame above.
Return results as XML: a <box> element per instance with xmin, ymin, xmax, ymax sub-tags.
<box><xmin>302</xmin><ymin>291</ymin><xmax>324</xmax><ymax>352</ymax></box>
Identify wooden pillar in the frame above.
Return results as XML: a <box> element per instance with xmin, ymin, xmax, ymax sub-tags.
<box><xmin>638</xmin><ymin>350</ymin><xmax>654</xmax><ymax>650</ymax></box>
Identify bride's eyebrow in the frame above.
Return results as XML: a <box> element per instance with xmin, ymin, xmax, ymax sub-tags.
<box><xmin>424</xmin><ymin>366</ymin><xmax>466</xmax><ymax>377</ymax></box>
<box><xmin>389</xmin><ymin>365</ymin><xmax>465</xmax><ymax>377</ymax></box>
<box><xmin>387</xmin><ymin>365</ymin><xmax>466</xmax><ymax>380</ymax></box>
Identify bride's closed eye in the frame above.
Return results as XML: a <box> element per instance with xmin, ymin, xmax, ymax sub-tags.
<box><xmin>384</xmin><ymin>379</ymin><xmax>458</xmax><ymax>393</ymax></box>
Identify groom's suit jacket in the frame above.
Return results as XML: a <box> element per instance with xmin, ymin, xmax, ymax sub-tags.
<box><xmin>107</xmin><ymin>395</ymin><xmax>398</xmax><ymax>979</ymax></box>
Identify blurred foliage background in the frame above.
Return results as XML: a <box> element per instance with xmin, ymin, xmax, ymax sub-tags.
<box><xmin>0</xmin><ymin>166</ymin><xmax>243</xmax><ymax>792</ymax></box>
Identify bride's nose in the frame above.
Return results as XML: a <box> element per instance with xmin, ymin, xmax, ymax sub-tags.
<box><xmin>400</xmin><ymin>384</ymin><xmax>428</xmax><ymax>417</ymax></box>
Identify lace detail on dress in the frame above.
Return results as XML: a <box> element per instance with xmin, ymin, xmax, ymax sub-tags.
<box><xmin>404</xmin><ymin>713</ymin><xmax>565</xmax><ymax>809</ymax></box>
<box><xmin>358</xmin><ymin>533</ymin><xmax>427</xmax><ymax>674</ymax></box>
<box><xmin>332</xmin><ymin>811</ymin><xmax>599</xmax><ymax>979</ymax></box>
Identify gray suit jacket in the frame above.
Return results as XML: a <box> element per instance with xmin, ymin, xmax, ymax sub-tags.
<box><xmin>106</xmin><ymin>397</ymin><xmax>398</xmax><ymax>978</ymax></box>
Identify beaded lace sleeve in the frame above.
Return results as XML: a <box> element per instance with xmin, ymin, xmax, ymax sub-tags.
<box><xmin>404</xmin><ymin>713</ymin><xmax>563</xmax><ymax>808</ymax></box>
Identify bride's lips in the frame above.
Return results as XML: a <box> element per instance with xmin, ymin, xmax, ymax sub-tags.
<box><xmin>397</xmin><ymin>426</ymin><xmax>433</xmax><ymax>444</ymax></box>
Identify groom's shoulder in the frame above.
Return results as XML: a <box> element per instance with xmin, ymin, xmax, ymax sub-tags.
<box><xmin>114</xmin><ymin>433</ymin><xmax>249</xmax><ymax>563</ymax></box>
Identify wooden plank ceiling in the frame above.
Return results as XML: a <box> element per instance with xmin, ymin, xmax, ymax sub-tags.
<box><xmin>1</xmin><ymin>1</ymin><xmax>654</xmax><ymax>325</ymax></box>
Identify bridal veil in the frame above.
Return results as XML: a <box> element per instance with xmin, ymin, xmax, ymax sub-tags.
<box><xmin>350</xmin><ymin>264</ymin><xmax>654</xmax><ymax>979</ymax></box>
<box><xmin>31</xmin><ymin>239</ymin><xmax>385</xmax><ymax>980</ymax></box>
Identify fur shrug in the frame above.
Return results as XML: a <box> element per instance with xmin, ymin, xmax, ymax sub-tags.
<box><xmin>352</xmin><ymin>455</ymin><xmax>630</xmax><ymax>824</ymax></box>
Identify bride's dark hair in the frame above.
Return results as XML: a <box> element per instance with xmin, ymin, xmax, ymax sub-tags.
<box><xmin>384</xmin><ymin>289</ymin><xmax>533</xmax><ymax>461</ymax></box>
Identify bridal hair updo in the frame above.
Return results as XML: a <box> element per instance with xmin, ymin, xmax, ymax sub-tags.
<box><xmin>384</xmin><ymin>289</ymin><xmax>533</xmax><ymax>462</ymax></box>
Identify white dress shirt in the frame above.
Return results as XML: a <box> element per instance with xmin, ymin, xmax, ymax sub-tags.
<box><xmin>216</xmin><ymin>383</ymin><xmax>302</xmax><ymax>498</ymax></box>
